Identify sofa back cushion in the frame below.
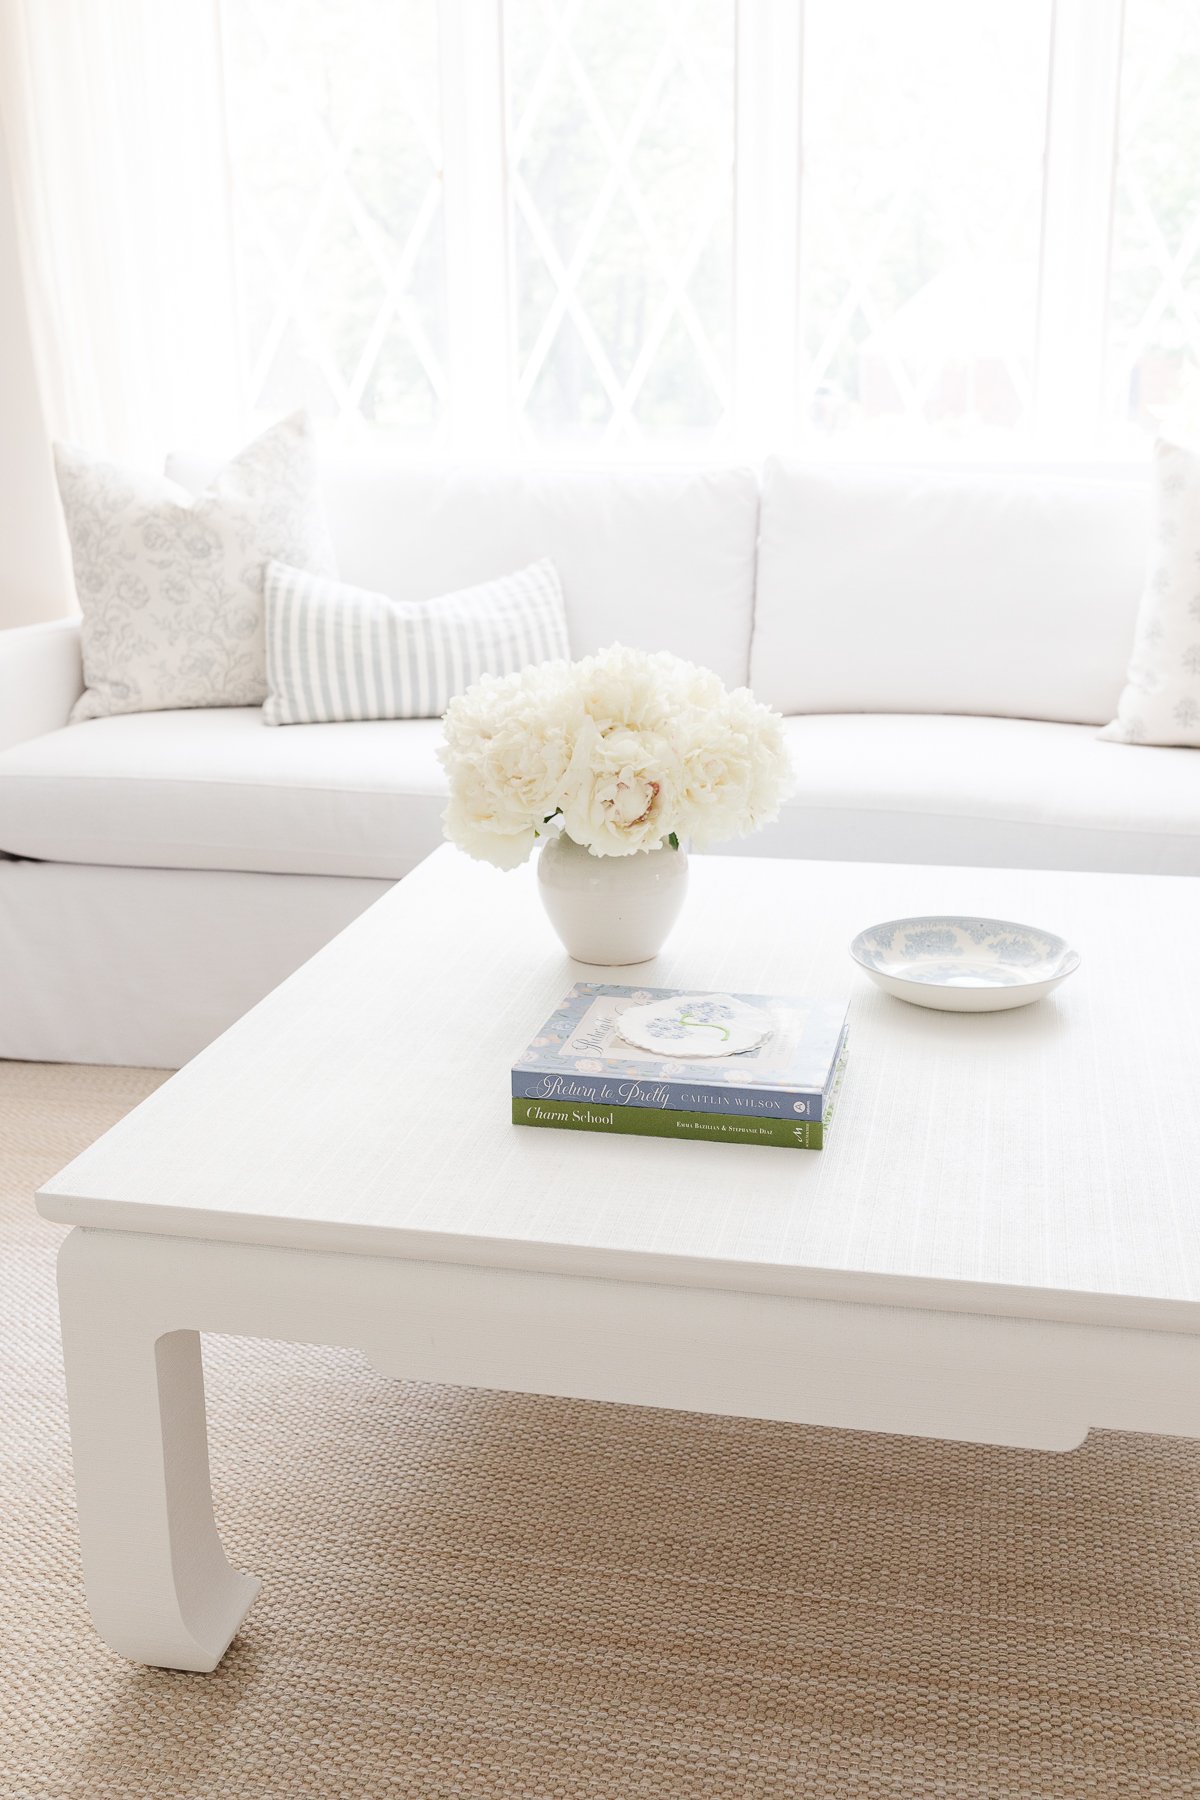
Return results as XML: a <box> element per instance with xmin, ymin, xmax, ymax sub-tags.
<box><xmin>752</xmin><ymin>458</ymin><xmax>1152</xmax><ymax>724</ymax></box>
<box><xmin>168</xmin><ymin>455</ymin><xmax>760</xmax><ymax>692</ymax></box>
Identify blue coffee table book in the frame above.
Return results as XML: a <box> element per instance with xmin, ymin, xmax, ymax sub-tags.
<box><xmin>512</xmin><ymin>983</ymin><xmax>849</xmax><ymax>1151</ymax></box>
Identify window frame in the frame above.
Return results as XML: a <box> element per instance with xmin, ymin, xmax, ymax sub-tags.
<box><xmin>1035</xmin><ymin>0</ymin><xmax>1125</xmax><ymax>445</ymax></box>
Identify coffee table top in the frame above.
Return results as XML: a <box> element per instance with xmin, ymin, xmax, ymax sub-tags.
<box><xmin>39</xmin><ymin>847</ymin><xmax>1200</xmax><ymax>1332</ymax></box>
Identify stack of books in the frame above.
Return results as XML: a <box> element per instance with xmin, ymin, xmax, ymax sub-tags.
<box><xmin>512</xmin><ymin>982</ymin><xmax>849</xmax><ymax>1151</ymax></box>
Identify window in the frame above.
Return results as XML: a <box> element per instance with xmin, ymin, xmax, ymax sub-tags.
<box><xmin>1107</xmin><ymin>0</ymin><xmax>1200</xmax><ymax>431</ymax></box>
<box><xmin>505</xmin><ymin>0</ymin><xmax>735</xmax><ymax>447</ymax></box>
<box><xmin>217</xmin><ymin>0</ymin><xmax>1200</xmax><ymax>459</ymax></box>
<box><xmin>221</xmin><ymin>0</ymin><xmax>447</xmax><ymax>439</ymax></box>
<box><xmin>796</xmin><ymin>1</ymin><xmax>1052</xmax><ymax>443</ymax></box>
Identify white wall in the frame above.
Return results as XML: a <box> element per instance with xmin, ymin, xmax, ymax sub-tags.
<box><xmin>0</xmin><ymin>118</ymin><xmax>71</xmax><ymax>629</ymax></box>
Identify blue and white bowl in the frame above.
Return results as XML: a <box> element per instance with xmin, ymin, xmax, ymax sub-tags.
<box><xmin>849</xmin><ymin>915</ymin><xmax>1080</xmax><ymax>1012</ymax></box>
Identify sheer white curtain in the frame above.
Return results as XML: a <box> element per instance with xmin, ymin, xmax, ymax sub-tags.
<box><xmin>0</xmin><ymin>0</ymin><xmax>240</xmax><ymax>465</ymax></box>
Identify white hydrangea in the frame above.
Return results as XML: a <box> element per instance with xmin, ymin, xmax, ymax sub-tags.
<box><xmin>438</xmin><ymin>644</ymin><xmax>792</xmax><ymax>867</ymax></box>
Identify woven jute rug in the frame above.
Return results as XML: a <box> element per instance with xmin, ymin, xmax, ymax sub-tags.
<box><xmin>2</xmin><ymin>1059</ymin><xmax>1199</xmax><ymax>1799</ymax></box>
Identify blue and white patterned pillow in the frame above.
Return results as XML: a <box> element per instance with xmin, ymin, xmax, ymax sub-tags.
<box><xmin>1102</xmin><ymin>435</ymin><xmax>1200</xmax><ymax>747</ymax></box>
<box><xmin>58</xmin><ymin>411</ymin><xmax>335</xmax><ymax>722</ymax></box>
<box><xmin>262</xmin><ymin>557</ymin><xmax>570</xmax><ymax>724</ymax></box>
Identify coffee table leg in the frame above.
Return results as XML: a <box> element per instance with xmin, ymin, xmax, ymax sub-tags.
<box><xmin>57</xmin><ymin>1228</ymin><xmax>261</xmax><ymax>1671</ymax></box>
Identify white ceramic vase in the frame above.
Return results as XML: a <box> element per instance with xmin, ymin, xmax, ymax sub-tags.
<box><xmin>536</xmin><ymin>831</ymin><xmax>689</xmax><ymax>965</ymax></box>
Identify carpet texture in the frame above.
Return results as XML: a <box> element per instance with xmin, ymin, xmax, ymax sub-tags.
<box><xmin>2</xmin><ymin>1058</ymin><xmax>1199</xmax><ymax>1799</ymax></box>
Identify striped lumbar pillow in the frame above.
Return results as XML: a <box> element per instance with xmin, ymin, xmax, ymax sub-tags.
<box><xmin>262</xmin><ymin>557</ymin><xmax>570</xmax><ymax>724</ymax></box>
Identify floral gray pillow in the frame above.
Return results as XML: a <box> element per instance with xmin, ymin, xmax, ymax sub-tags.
<box><xmin>1102</xmin><ymin>435</ymin><xmax>1200</xmax><ymax>748</ymax></box>
<box><xmin>56</xmin><ymin>411</ymin><xmax>336</xmax><ymax>722</ymax></box>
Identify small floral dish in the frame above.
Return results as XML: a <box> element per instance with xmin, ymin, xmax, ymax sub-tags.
<box><xmin>616</xmin><ymin>993</ymin><xmax>773</xmax><ymax>1056</ymax></box>
<box><xmin>849</xmin><ymin>915</ymin><xmax>1080</xmax><ymax>1013</ymax></box>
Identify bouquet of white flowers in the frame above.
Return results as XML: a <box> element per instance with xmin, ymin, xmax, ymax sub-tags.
<box><xmin>439</xmin><ymin>644</ymin><xmax>792</xmax><ymax>869</ymax></box>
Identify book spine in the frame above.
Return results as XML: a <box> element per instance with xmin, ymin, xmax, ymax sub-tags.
<box><xmin>511</xmin><ymin>1071</ymin><xmax>826</xmax><ymax>1120</ymax></box>
<box><xmin>512</xmin><ymin>1097</ymin><xmax>825</xmax><ymax>1150</ymax></box>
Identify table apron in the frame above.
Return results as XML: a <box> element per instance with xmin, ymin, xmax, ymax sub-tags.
<box><xmin>59</xmin><ymin>1226</ymin><xmax>1200</xmax><ymax>1453</ymax></box>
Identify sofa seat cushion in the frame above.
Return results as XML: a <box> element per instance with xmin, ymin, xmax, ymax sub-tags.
<box><xmin>755</xmin><ymin>714</ymin><xmax>1200</xmax><ymax>875</ymax></box>
<box><xmin>0</xmin><ymin>708</ymin><xmax>1196</xmax><ymax>882</ymax></box>
<box><xmin>0</xmin><ymin>708</ymin><xmax>448</xmax><ymax>879</ymax></box>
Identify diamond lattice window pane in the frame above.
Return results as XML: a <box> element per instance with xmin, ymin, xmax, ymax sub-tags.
<box><xmin>220</xmin><ymin>0</ymin><xmax>446</xmax><ymax>441</ymax></box>
<box><xmin>1107</xmin><ymin>0</ymin><xmax>1200</xmax><ymax>431</ymax></box>
<box><xmin>505</xmin><ymin>0</ymin><xmax>735</xmax><ymax>448</ymax></box>
<box><xmin>797</xmin><ymin>0</ymin><xmax>1052</xmax><ymax>444</ymax></box>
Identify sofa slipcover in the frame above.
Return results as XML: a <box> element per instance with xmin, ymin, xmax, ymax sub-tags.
<box><xmin>5</xmin><ymin>451</ymin><xmax>1196</xmax><ymax>1071</ymax></box>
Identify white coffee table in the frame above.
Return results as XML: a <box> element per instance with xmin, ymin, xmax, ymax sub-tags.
<box><xmin>38</xmin><ymin>847</ymin><xmax>1200</xmax><ymax>1671</ymax></box>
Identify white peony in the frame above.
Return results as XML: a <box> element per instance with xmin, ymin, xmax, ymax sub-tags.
<box><xmin>676</xmin><ymin>685</ymin><xmax>791</xmax><ymax>849</ymax></box>
<box><xmin>438</xmin><ymin>644</ymin><xmax>792</xmax><ymax>867</ymax></box>
<box><xmin>561</xmin><ymin>719</ymin><xmax>682</xmax><ymax>856</ymax></box>
<box><xmin>440</xmin><ymin>661</ymin><xmax>579</xmax><ymax>867</ymax></box>
<box><xmin>573</xmin><ymin>644</ymin><xmax>686</xmax><ymax>734</ymax></box>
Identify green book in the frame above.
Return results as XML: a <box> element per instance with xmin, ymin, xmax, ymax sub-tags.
<box><xmin>513</xmin><ymin>1095</ymin><xmax>829</xmax><ymax>1150</ymax></box>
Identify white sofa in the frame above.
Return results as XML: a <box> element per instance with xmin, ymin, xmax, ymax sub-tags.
<box><xmin>1</xmin><ymin>454</ymin><xmax>1196</xmax><ymax>1069</ymax></box>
